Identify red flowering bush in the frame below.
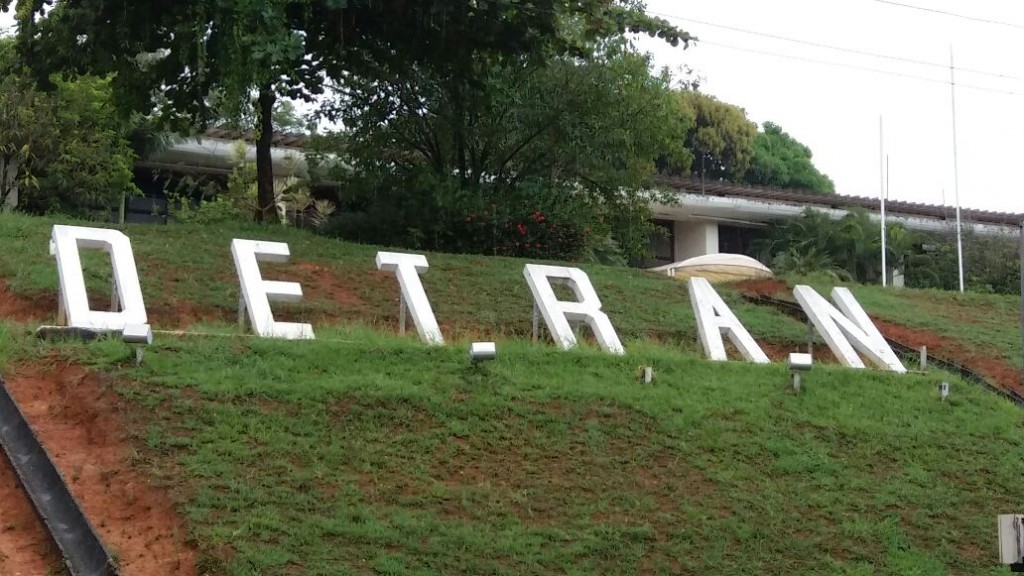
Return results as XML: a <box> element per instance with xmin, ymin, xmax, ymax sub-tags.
<box><xmin>451</xmin><ymin>205</ymin><xmax>588</xmax><ymax>261</ymax></box>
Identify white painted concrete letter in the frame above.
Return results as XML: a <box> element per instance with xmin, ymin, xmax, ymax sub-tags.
<box><xmin>688</xmin><ymin>277</ymin><xmax>769</xmax><ymax>364</ymax></box>
<box><xmin>376</xmin><ymin>251</ymin><xmax>443</xmax><ymax>345</ymax></box>
<box><xmin>50</xmin><ymin>224</ymin><xmax>148</xmax><ymax>331</ymax></box>
<box><xmin>231</xmin><ymin>239</ymin><xmax>314</xmax><ymax>340</ymax></box>
<box><xmin>523</xmin><ymin>264</ymin><xmax>624</xmax><ymax>355</ymax></box>
<box><xmin>793</xmin><ymin>285</ymin><xmax>905</xmax><ymax>372</ymax></box>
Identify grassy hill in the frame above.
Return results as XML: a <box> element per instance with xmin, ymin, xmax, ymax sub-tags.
<box><xmin>0</xmin><ymin>214</ymin><xmax>806</xmax><ymax>349</ymax></box>
<box><xmin>1</xmin><ymin>213</ymin><xmax>1023</xmax><ymax>575</ymax></box>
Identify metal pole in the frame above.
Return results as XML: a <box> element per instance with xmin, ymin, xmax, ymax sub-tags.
<box><xmin>532</xmin><ymin>301</ymin><xmax>540</xmax><ymax>343</ymax></box>
<box><xmin>1019</xmin><ymin>220</ymin><xmax>1023</xmax><ymax>385</ymax></box>
<box><xmin>950</xmin><ymin>46</ymin><xmax>965</xmax><ymax>293</ymax></box>
<box><xmin>879</xmin><ymin>116</ymin><xmax>887</xmax><ymax>287</ymax></box>
<box><xmin>399</xmin><ymin>294</ymin><xmax>407</xmax><ymax>335</ymax></box>
<box><xmin>882</xmin><ymin>154</ymin><xmax>889</xmax><ymax>287</ymax></box>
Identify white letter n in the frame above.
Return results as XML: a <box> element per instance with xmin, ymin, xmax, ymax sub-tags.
<box><xmin>793</xmin><ymin>285</ymin><xmax>905</xmax><ymax>372</ymax></box>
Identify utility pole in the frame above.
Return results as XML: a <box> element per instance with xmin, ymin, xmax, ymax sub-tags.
<box><xmin>950</xmin><ymin>46</ymin><xmax>965</xmax><ymax>293</ymax></box>
<box><xmin>879</xmin><ymin>116</ymin><xmax>887</xmax><ymax>287</ymax></box>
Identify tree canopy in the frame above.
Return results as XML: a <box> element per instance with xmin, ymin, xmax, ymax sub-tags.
<box><xmin>0</xmin><ymin>38</ymin><xmax>137</xmax><ymax>216</ymax></box>
<box><xmin>674</xmin><ymin>91</ymin><xmax>757</xmax><ymax>182</ymax></box>
<box><xmin>318</xmin><ymin>33</ymin><xmax>688</xmax><ymax>265</ymax></box>
<box><xmin>5</xmin><ymin>0</ymin><xmax>689</xmax><ymax>220</ymax></box>
<box><xmin>745</xmin><ymin>121</ymin><xmax>835</xmax><ymax>194</ymax></box>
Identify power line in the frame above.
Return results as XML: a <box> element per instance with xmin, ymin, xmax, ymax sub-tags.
<box><xmin>698</xmin><ymin>40</ymin><xmax>1023</xmax><ymax>97</ymax></box>
<box><xmin>648</xmin><ymin>11</ymin><xmax>1022</xmax><ymax>81</ymax></box>
<box><xmin>870</xmin><ymin>0</ymin><xmax>1024</xmax><ymax>30</ymax></box>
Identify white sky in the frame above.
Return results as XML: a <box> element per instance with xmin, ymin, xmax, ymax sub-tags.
<box><xmin>636</xmin><ymin>0</ymin><xmax>1024</xmax><ymax>214</ymax></box>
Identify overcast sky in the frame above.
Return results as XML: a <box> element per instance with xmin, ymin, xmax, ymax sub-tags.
<box><xmin>636</xmin><ymin>0</ymin><xmax>1024</xmax><ymax>214</ymax></box>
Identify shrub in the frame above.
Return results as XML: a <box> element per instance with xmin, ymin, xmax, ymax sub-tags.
<box><xmin>320</xmin><ymin>171</ymin><xmax>619</xmax><ymax>262</ymax></box>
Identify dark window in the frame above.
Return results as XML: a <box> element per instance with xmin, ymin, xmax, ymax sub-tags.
<box><xmin>718</xmin><ymin>224</ymin><xmax>765</xmax><ymax>258</ymax></box>
<box><xmin>645</xmin><ymin>219</ymin><xmax>675</xmax><ymax>266</ymax></box>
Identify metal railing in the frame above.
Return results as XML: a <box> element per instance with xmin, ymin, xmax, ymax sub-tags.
<box><xmin>0</xmin><ymin>375</ymin><xmax>120</xmax><ymax>575</ymax></box>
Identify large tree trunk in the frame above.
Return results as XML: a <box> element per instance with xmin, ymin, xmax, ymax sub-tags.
<box><xmin>255</xmin><ymin>87</ymin><xmax>276</xmax><ymax>223</ymax></box>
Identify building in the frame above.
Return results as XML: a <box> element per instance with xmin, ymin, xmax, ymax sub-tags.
<box><xmin>129</xmin><ymin>128</ymin><xmax>338</xmax><ymax>224</ymax></box>
<box><xmin>134</xmin><ymin>132</ymin><xmax>1024</xmax><ymax>268</ymax></box>
<box><xmin>646</xmin><ymin>175</ymin><xmax>1024</xmax><ymax>267</ymax></box>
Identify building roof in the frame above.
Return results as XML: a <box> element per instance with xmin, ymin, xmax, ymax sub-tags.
<box><xmin>202</xmin><ymin>127</ymin><xmax>310</xmax><ymax>149</ymax></box>
<box><xmin>652</xmin><ymin>175</ymin><xmax>1024</xmax><ymax>227</ymax></box>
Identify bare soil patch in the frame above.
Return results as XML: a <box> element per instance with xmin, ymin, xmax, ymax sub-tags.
<box><xmin>874</xmin><ymin>319</ymin><xmax>1024</xmax><ymax>395</ymax></box>
<box><xmin>0</xmin><ymin>280</ymin><xmax>54</xmax><ymax>324</ymax></box>
<box><xmin>5</xmin><ymin>361</ymin><xmax>197</xmax><ymax>576</ymax></box>
<box><xmin>0</xmin><ymin>456</ymin><xmax>61</xmax><ymax>575</ymax></box>
<box><xmin>732</xmin><ymin>278</ymin><xmax>790</xmax><ymax>298</ymax></box>
<box><xmin>292</xmin><ymin>262</ymin><xmax>366</xmax><ymax>308</ymax></box>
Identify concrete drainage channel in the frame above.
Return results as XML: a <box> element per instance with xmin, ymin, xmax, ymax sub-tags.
<box><xmin>0</xmin><ymin>375</ymin><xmax>121</xmax><ymax>576</ymax></box>
<box><xmin>743</xmin><ymin>293</ymin><xmax>1024</xmax><ymax>409</ymax></box>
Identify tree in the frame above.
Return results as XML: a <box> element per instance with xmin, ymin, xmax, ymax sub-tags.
<box><xmin>673</xmin><ymin>91</ymin><xmax>757</xmax><ymax>181</ymax></box>
<box><xmin>321</xmin><ymin>37</ymin><xmax>688</xmax><ymax>264</ymax></box>
<box><xmin>0</xmin><ymin>38</ymin><xmax>137</xmax><ymax>216</ymax></box>
<box><xmin>744</xmin><ymin>121</ymin><xmax>834</xmax><ymax>193</ymax></box>
<box><xmin>7</xmin><ymin>0</ymin><xmax>688</xmax><ymax>222</ymax></box>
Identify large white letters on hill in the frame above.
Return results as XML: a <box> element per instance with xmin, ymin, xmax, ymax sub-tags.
<box><xmin>231</xmin><ymin>239</ymin><xmax>314</xmax><ymax>340</ymax></box>
<box><xmin>50</xmin><ymin>225</ymin><xmax>148</xmax><ymax>331</ymax></box>
<box><xmin>375</xmin><ymin>252</ymin><xmax>444</xmax><ymax>345</ymax></box>
<box><xmin>688</xmin><ymin>277</ymin><xmax>770</xmax><ymax>364</ymax></box>
<box><xmin>523</xmin><ymin>264</ymin><xmax>624</xmax><ymax>355</ymax></box>
<box><xmin>793</xmin><ymin>285</ymin><xmax>905</xmax><ymax>373</ymax></box>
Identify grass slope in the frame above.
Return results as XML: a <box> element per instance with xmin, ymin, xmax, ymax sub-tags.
<box><xmin>0</xmin><ymin>213</ymin><xmax>806</xmax><ymax>347</ymax></box>
<box><xmin>21</xmin><ymin>329</ymin><xmax>1017</xmax><ymax>575</ymax></box>
<box><xmin>1</xmin><ymin>214</ymin><xmax>1023</xmax><ymax>574</ymax></box>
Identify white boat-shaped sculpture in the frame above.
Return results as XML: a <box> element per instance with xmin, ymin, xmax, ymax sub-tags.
<box><xmin>647</xmin><ymin>253</ymin><xmax>774</xmax><ymax>283</ymax></box>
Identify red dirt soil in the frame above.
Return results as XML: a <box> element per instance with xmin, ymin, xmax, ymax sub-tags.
<box><xmin>292</xmin><ymin>262</ymin><xmax>367</xmax><ymax>308</ymax></box>
<box><xmin>0</xmin><ymin>280</ymin><xmax>54</xmax><ymax>324</ymax></box>
<box><xmin>874</xmin><ymin>319</ymin><xmax>1024</xmax><ymax>395</ymax></box>
<box><xmin>2</xmin><ymin>361</ymin><xmax>197</xmax><ymax>576</ymax></box>
<box><xmin>733</xmin><ymin>278</ymin><xmax>790</xmax><ymax>298</ymax></box>
<box><xmin>0</xmin><ymin>458</ymin><xmax>60</xmax><ymax>575</ymax></box>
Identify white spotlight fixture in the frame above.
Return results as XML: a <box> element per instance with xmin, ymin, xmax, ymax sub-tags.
<box><xmin>788</xmin><ymin>352</ymin><xmax>813</xmax><ymax>391</ymax></box>
<box><xmin>469</xmin><ymin>342</ymin><xmax>497</xmax><ymax>363</ymax></box>
<box><xmin>641</xmin><ymin>366</ymin><xmax>654</xmax><ymax>385</ymax></box>
<box><xmin>939</xmin><ymin>381</ymin><xmax>950</xmax><ymax>401</ymax></box>
<box><xmin>122</xmin><ymin>323</ymin><xmax>153</xmax><ymax>365</ymax></box>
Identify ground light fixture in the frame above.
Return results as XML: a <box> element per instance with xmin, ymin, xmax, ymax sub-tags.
<box><xmin>788</xmin><ymin>352</ymin><xmax>813</xmax><ymax>391</ymax></box>
<box><xmin>122</xmin><ymin>323</ymin><xmax>153</xmax><ymax>365</ymax></box>
<box><xmin>469</xmin><ymin>342</ymin><xmax>497</xmax><ymax>363</ymax></box>
<box><xmin>939</xmin><ymin>381</ymin><xmax>950</xmax><ymax>401</ymax></box>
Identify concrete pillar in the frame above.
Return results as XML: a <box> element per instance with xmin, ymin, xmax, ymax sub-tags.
<box><xmin>673</xmin><ymin>220</ymin><xmax>719</xmax><ymax>261</ymax></box>
<box><xmin>891</xmin><ymin>268</ymin><xmax>905</xmax><ymax>288</ymax></box>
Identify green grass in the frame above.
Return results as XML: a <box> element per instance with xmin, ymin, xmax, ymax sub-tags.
<box><xmin>0</xmin><ymin>212</ymin><xmax>807</xmax><ymax>347</ymax></box>
<box><xmin>3</xmin><ymin>214</ymin><xmax>1024</xmax><ymax>574</ymax></box>
<box><xmin>42</xmin><ymin>329</ymin><xmax>1021</xmax><ymax>575</ymax></box>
